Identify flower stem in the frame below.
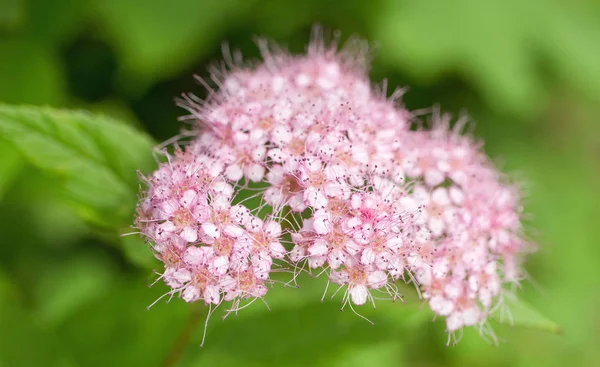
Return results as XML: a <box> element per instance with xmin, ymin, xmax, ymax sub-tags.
<box><xmin>162</xmin><ymin>305</ymin><xmax>205</xmax><ymax>367</ymax></box>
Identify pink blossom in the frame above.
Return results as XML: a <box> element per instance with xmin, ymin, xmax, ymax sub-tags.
<box><xmin>135</xmin><ymin>31</ymin><xmax>533</xmax><ymax>342</ymax></box>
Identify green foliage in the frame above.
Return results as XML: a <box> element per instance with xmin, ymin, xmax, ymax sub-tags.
<box><xmin>92</xmin><ymin>0</ymin><xmax>256</xmax><ymax>92</ymax></box>
<box><xmin>0</xmin><ymin>104</ymin><xmax>155</xmax><ymax>228</ymax></box>
<box><xmin>0</xmin><ymin>140</ymin><xmax>23</xmax><ymax>199</ymax></box>
<box><xmin>0</xmin><ymin>0</ymin><xmax>24</xmax><ymax>30</ymax></box>
<box><xmin>34</xmin><ymin>253</ymin><xmax>117</xmax><ymax>327</ymax></box>
<box><xmin>0</xmin><ymin>39</ymin><xmax>66</xmax><ymax>105</ymax></box>
<box><xmin>496</xmin><ymin>294</ymin><xmax>561</xmax><ymax>334</ymax></box>
<box><xmin>375</xmin><ymin>0</ymin><xmax>600</xmax><ymax>116</ymax></box>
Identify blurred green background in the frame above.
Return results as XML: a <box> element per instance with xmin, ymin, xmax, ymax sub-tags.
<box><xmin>1</xmin><ymin>0</ymin><xmax>599</xmax><ymax>366</ymax></box>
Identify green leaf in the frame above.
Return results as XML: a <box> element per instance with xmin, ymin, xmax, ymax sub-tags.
<box><xmin>493</xmin><ymin>293</ymin><xmax>561</xmax><ymax>334</ymax></box>
<box><xmin>0</xmin><ymin>104</ymin><xmax>155</xmax><ymax>228</ymax></box>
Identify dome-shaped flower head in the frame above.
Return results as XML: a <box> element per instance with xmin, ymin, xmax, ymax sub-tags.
<box><xmin>134</xmin><ymin>28</ymin><xmax>535</xmax><ymax>345</ymax></box>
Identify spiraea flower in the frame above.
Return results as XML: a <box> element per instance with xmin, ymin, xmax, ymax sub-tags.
<box><xmin>134</xmin><ymin>29</ymin><xmax>534</xmax><ymax>343</ymax></box>
<box><xmin>136</xmin><ymin>149</ymin><xmax>282</xmax><ymax>310</ymax></box>
<box><xmin>396</xmin><ymin>115</ymin><xmax>531</xmax><ymax>335</ymax></box>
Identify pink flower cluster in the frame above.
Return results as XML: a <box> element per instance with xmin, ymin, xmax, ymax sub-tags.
<box><xmin>135</xmin><ymin>33</ymin><xmax>531</xmax><ymax>335</ymax></box>
<box><xmin>136</xmin><ymin>151</ymin><xmax>286</xmax><ymax>309</ymax></box>
<box><xmin>397</xmin><ymin>117</ymin><xmax>529</xmax><ymax>332</ymax></box>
